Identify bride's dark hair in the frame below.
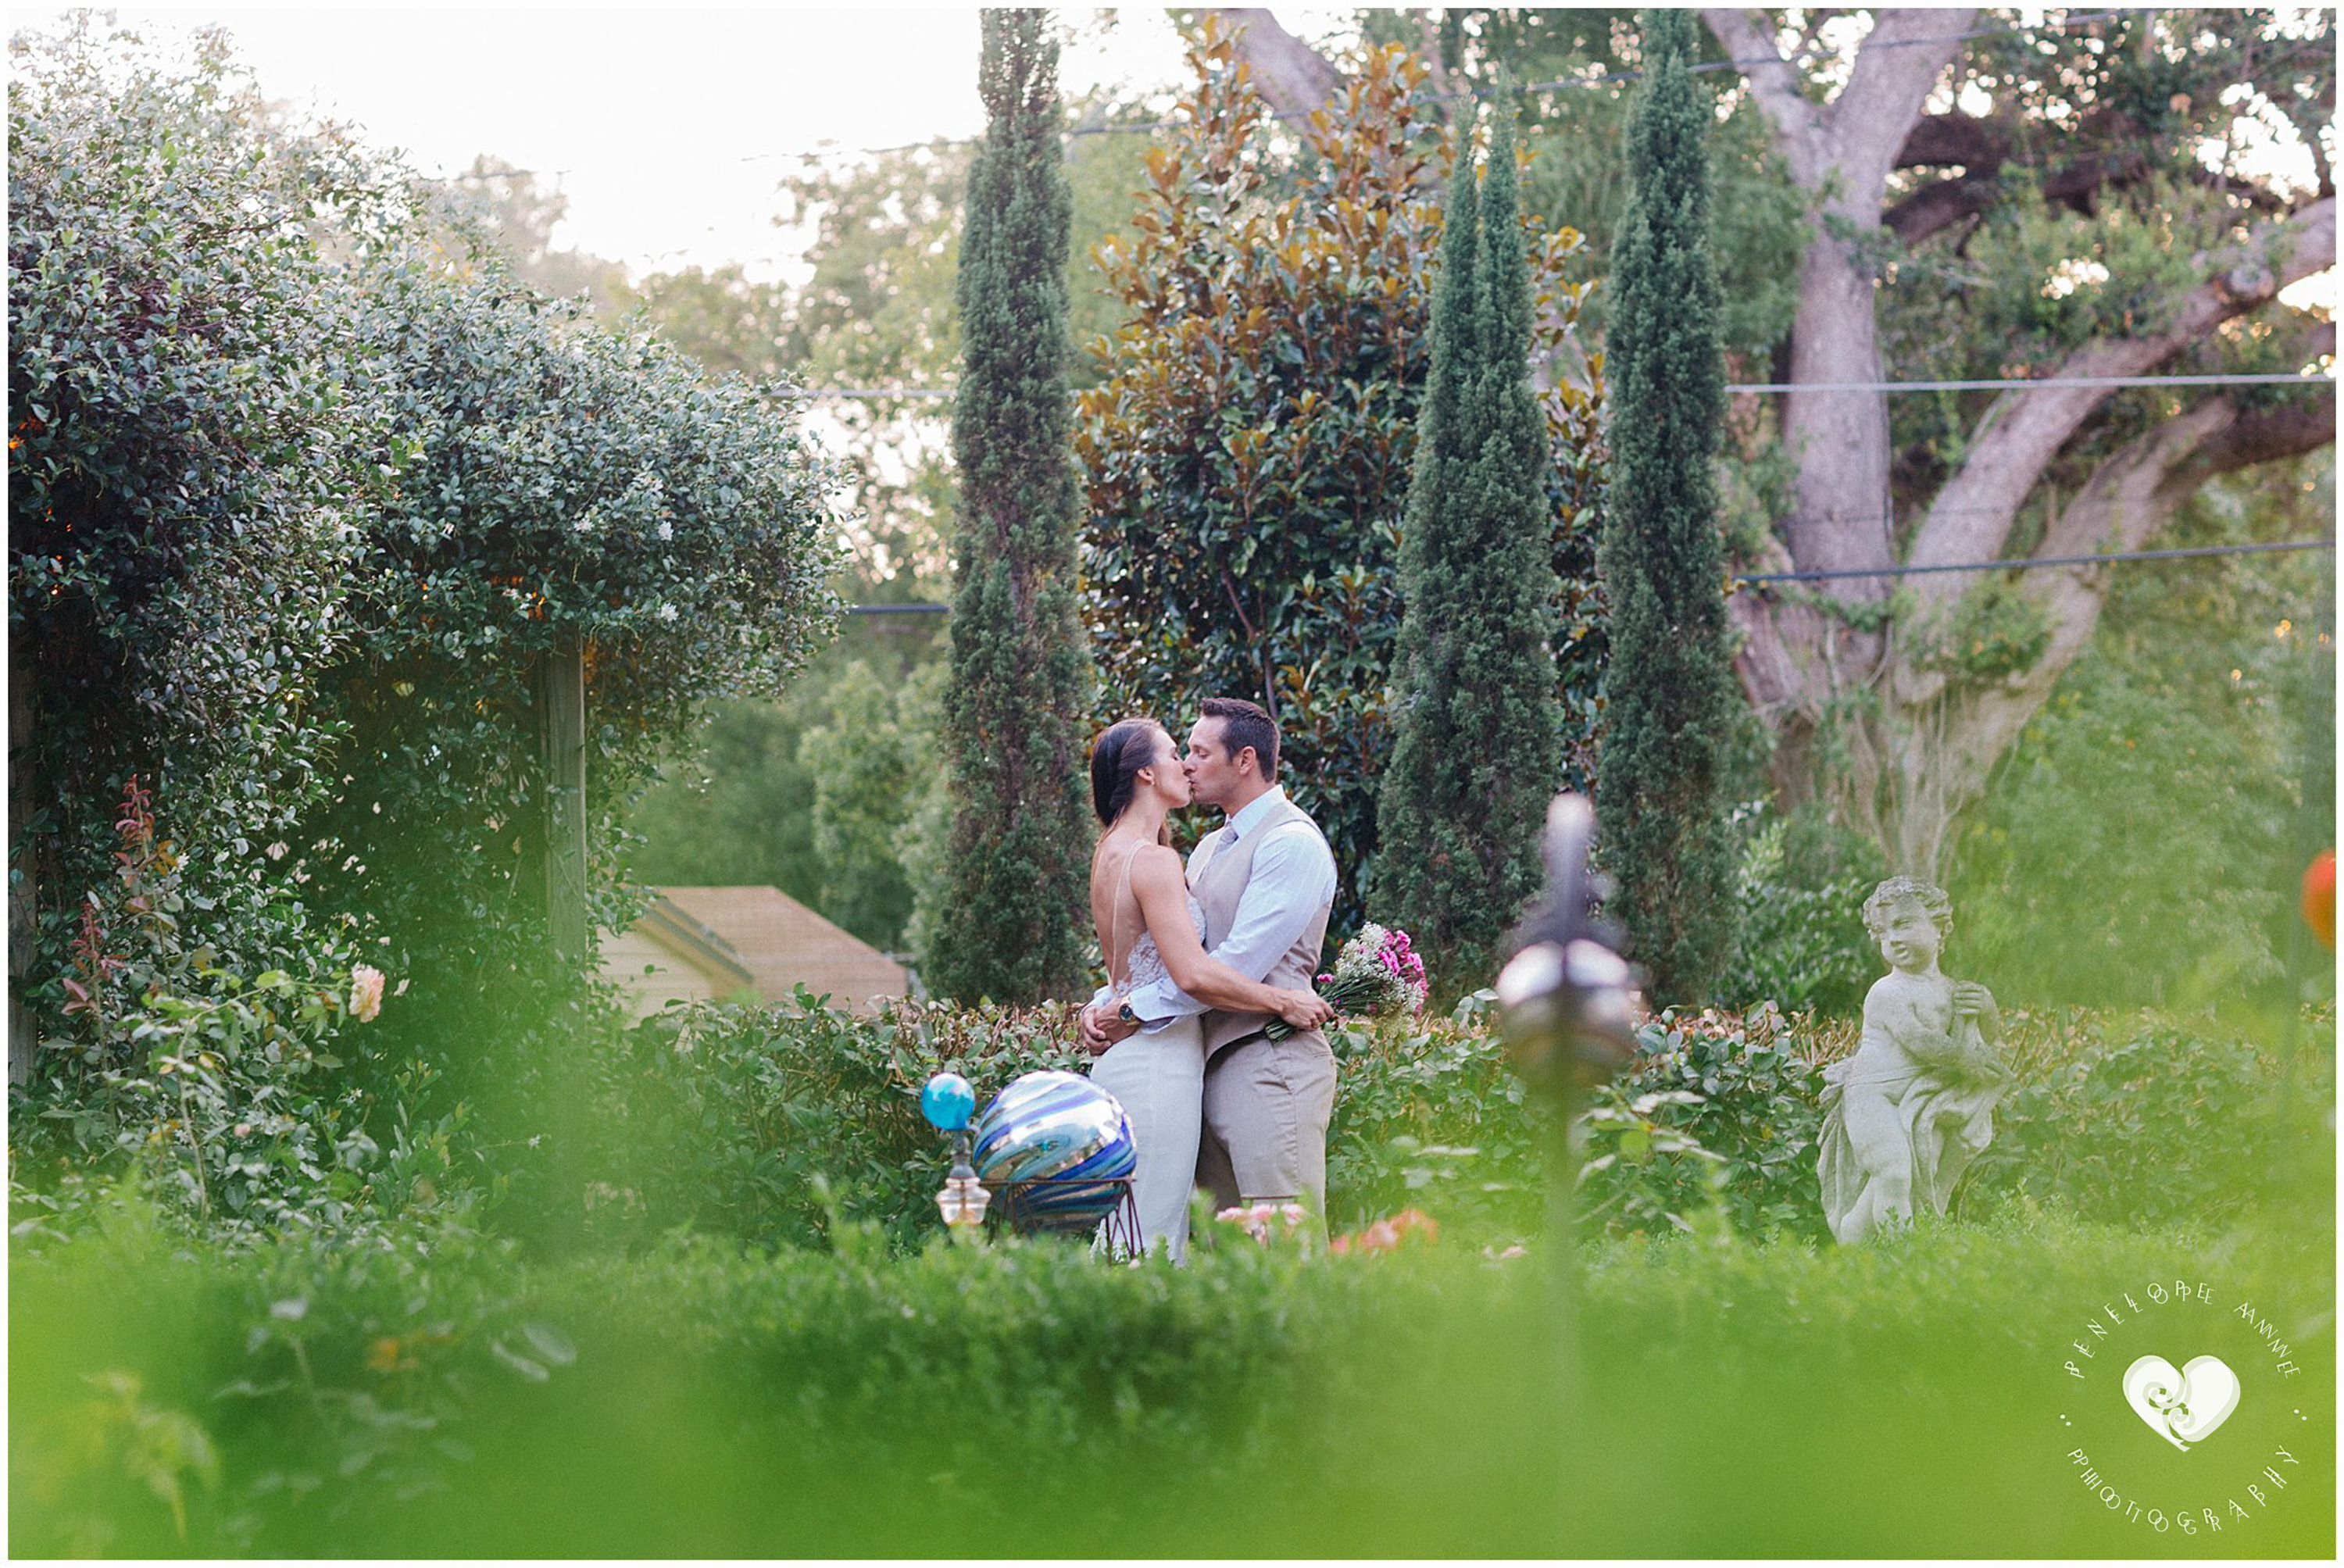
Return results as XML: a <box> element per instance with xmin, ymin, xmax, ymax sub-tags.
<box><xmin>1089</xmin><ymin>718</ymin><xmax>1163</xmax><ymax>827</ymax></box>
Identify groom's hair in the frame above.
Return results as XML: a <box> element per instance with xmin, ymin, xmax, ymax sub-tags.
<box><xmin>1200</xmin><ymin>696</ymin><xmax>1277</xmax><ymax>780</ymax></box>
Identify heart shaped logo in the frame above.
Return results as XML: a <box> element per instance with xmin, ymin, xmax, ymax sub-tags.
<box><xmin>2122</xmin><ymin>1354</ymin><xmax>2241</xmax><ymax>1452</ymax></box>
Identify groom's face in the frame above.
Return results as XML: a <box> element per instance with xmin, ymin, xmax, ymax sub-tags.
<box><xmin>1183</xmin><ymin>716</ymin><xmax>1240</xmax><ymax>810</ymax></box>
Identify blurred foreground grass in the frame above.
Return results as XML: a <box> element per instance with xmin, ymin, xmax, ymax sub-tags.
<box><xmin>13</xmin><ymin>1186</ymin><xmax>2333</xmax><ymax>1558</ymax></box>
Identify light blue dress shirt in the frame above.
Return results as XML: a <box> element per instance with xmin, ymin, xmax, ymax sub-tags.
<box><xmin>1101</xmin><ymin>785</ymin><xmax>1339</xmax><ymax>1031</ymax></box>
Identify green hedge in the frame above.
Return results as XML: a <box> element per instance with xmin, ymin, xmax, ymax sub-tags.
<box><xmin>11</xmin><ymin>1189</ymin><xmax>2331</xmax><ymax>1557</ymax></box>
<box><xmin>534</xmin><ymin>995</ymin><xmax>2330</xmax><ymax>1254</ymax></box>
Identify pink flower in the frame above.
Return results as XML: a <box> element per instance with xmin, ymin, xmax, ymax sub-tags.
<box><xmin>1333</xmin><ymin>1206</ymin><xmax>1438</xmax><ymax>1256</ymax></box>
<box><xmin>348</xmin><ymin>964</ymin><xmax>386</xmax><ymax>1023</ymax></box>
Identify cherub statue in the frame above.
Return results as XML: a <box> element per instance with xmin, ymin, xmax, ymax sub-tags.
<box><xmin>1817</xmin><ymin>877</ymin><xmax>2008</xmax><ymax>1244</ymax></box>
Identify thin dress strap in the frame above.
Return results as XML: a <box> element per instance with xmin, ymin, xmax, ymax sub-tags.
<box><xmin>1108</xmin><ymin>842</ymin><xmax>1138</xmax><ymax>992</ymax></box>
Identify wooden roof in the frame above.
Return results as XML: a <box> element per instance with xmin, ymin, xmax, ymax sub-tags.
<box><xmin>654</xmin><ymin>886</ymin><xmax>910</xmax><ymax>1016</ymax></box>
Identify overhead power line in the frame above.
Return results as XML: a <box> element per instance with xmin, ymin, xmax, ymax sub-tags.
<box><xmin>429</xmin><ymin>9</ymin><xmax>2128</xmax><ymax>185</ymax></box>
<box><xmin>1726</xmin><ymin>373</ymin><xmax>2328</xmax><ymax>394</ymax></box>
<box><xmin>1735</xmin><ymin>538</ymin><xmax>2335</xmax><ymax>584</ymax></box>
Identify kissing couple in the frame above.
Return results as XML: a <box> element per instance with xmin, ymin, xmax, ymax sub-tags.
<box><xmin>1079</xmin><ymin>697</ymin><xmax>1339</xmax><ymax>1264</ymax></box>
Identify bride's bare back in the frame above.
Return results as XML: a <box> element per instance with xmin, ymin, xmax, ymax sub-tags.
<box><xmin>1091</xmin><ymin>834</ymin><xmax>1169</xmax><ymax>988</ymax></box>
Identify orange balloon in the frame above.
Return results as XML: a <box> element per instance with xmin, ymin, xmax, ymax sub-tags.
<box><xmin>2304</xmin><ymin>849</ymin><xmax>2336</xmax><ymax>952</ymax></box>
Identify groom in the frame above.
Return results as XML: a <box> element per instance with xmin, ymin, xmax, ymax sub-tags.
<box><xmin>1079</xmin><ymin>697</ymin><xmax>1339</xmax><ymax>1216</ymax></box>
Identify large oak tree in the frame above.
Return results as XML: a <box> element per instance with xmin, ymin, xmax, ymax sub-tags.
<box><xmin>1215</xmin><ymin>7</ymin><xmax>2335</xmax><ymax>875</ymax></box>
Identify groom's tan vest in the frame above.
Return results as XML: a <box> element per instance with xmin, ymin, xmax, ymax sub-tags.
<box><xmin>1190</xmin><ymin>795</ymin><xmax>1333</xmax><ymax>1058</ymax></box>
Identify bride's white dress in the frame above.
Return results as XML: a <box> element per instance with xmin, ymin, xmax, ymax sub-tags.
<box><xmin>1088</xmin><ymin>890</ymin><xmax>1207</xmax><ymax>1263</ymax></box>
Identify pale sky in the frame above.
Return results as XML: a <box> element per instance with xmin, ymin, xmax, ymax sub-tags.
<box><xmin>26</xmin><ymin>3</ymin><xmax>1349</xmax><ymax>283</ymax></box>
<box><xmin>20</xmin><ymin>2</ymin><xmax>2331</xmax><ymax>312</ymax></box>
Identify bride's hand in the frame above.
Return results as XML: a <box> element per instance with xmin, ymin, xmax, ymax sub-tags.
<box><xmin>1273</xmin><ymin>988</ymin><xmax>1335</xmax><ymax>1030</ymax></box>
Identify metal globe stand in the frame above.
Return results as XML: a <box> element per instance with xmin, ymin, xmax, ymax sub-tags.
<box><xmin>920</xmin><ymin>1071</ymin><xmax>989</xmax><ymax>1235</ymax></box>
<box><xmin>988</xmin><ymin>1175</ymin><xmax>1143</xmax><ymax>1255</ymax></box>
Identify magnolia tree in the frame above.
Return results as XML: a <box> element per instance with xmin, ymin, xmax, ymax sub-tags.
<box><xmin>1078</xmin><ymin>23</ymin><xmax>1606</xmax><ymax>935</ymax></box>
<box><xmin>1217</xmin><ymin>7</ymin><xmax>2335</xmax><ymax>877</ymax></box>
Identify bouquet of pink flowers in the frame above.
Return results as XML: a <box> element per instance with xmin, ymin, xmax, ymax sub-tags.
<box><xmin>1265</xmin><ymin>921</ymin><xmax>1427</xmax><ymax>1039</ymax></box>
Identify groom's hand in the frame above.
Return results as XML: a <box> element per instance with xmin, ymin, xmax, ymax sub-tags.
<box><xmin>1079</xmin><ymin>1002</ymin><xmax>1136</xmax><ymax>1055</ymax></box>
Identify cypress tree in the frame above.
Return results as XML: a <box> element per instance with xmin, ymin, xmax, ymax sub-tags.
<box><xmin>923</xmin><ymin>9</ymin><xmax>1093</xmax><ymax>1002</ymax></box>
<box><xmin>1595</xmin><ymin>9</ymin><xmax>1739</xmax><ymax>1004</ymax></box>
<box><xmin>1374</xmin><ymin>105</ymin><xmax>1567</xmax><ymax>988</ymax></box>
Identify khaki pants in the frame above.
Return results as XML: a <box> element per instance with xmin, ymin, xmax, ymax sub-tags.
<box><xmin>1195</xmin><ymin>1029</ymin><xmax>1337</xmax><ymax>1219</ymax></box>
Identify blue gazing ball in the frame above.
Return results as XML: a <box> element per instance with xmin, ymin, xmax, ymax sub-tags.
<box><xmin>920</xmin><ymin>1071</ymin><xmax>977</xmax><ymax>1131</ymax></box>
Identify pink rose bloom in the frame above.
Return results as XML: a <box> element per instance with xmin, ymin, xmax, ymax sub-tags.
<box><xmin>348</xmin><ymin>964</ymin><xmax>386</xmax><ymax>1022</ymax></box>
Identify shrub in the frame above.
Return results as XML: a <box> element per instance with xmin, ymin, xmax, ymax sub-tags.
<box><xmin>1718</xmin><ymin>802</ymin><xmax>1885</xmax><ymax>1015</ymax></box>
<box><xmin>559</xmin><ymin>992</ymin><xmax>2335</xmax><ymax>1254</ymax></box>
<box><xmin>1323</xmin><ymin>1002</ymin><xmax>1552</xmax><ymax>1237</ymax></box>
<box><xmin>8</xmin><ymin>18</ymin><xmax>388</xmax><ymax>1016</ymax></box>
<box><xmin>1577</xmin><ymin>1008</ymin><xmax>1827</xmax><ymax>1239</ymax></box>
<box><xmin>8</xmin><ymin>779</ymin><xmax>414</xmax><ymax>1241</ymax></box>
<box><xmin>9</xmin><ymin>1188</ymin><xmax>2333</xmax><ymax>1557</ymax></box>
<box><xmin>579</xmin><ymin>993</ymin><xmax>1093</xmax><ymax>1252</ymax></box>
<box><xmin>1586</xmin><ymin>1002</ymin><xmax>2334</xmax><ymax>1239</ymax></box>
<box><xmin>1962</xmin><ymin>1006</ymin><xmax>2335</xmax><ymax>1228</ymax></box>
<box><xmin>574</xmin><ymin>993</ymin><xmax>1552</xmax><ymax>1250</ymax></box>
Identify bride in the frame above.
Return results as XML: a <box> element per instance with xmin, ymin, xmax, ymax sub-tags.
<box><xmin>1085</xmin><ymin>718</ymin><xmax>1332</xmax><ymax>1263</ymax></box>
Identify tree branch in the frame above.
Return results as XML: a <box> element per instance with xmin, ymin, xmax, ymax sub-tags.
<box><xmin>2157</xmin><ymin>383</ymin><xmax>2336</xmax><ymax>497</ymax></box>
<box><xmin>1906</xmin><ymin>194</ymin><xmax>2336</xmax><ymax>610</ymax></box>
<box><xmin>1206</xmin><ymin>8</ymin><xmax>1345</xmax><ymax>121</ymax></box>
<box><xmin>1699</xmin><ymin>9</ymin><xmax>1827</xmax><ymax>182</ymax></box>
<box><xmin>1895</xmin><ymin>113</ymin><xmax>2010</xmax><ymax>172</ymax></box>
<box><xmin>1906</xmin><ymin>380</ymin><xmax>2335</xmax><ymax>760</ymax></box>
<box><xmin>1884</xmin><ymin>175</ymin><xmax>2002</xmax><ymax>245</ymax></box>
<box><xmin>1824</xmin><ymin>9</ymin><xmax>1979</xmax><ymax>206</ymax></box>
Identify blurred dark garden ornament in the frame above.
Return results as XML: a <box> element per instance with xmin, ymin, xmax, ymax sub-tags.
<box><xmin>1817</xmin><ymin>878</ymin><xmax>2011</xmax><ymax>1244</ymax></box>
<box><xmin>1496</xmin><ymin>795</ymin><xmax>1637</xmax><ymax>1099</ymax></box>
<box><xmin>1494</xmin><ymin>791</ymin><xmax>1635</xmax><ymax>1451</ymax></box>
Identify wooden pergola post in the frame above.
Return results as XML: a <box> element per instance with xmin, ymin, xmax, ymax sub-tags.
<box><xmin>541</xmin><ymin>635</ymin><xmax>588</xmax><ymax>964</ymax></box>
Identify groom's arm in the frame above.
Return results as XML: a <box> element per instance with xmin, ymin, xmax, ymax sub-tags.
<box><xmin>1116</xmin><ymin>824</ymin><xmax>1337</xmax><ymax>1028</ymax></box>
